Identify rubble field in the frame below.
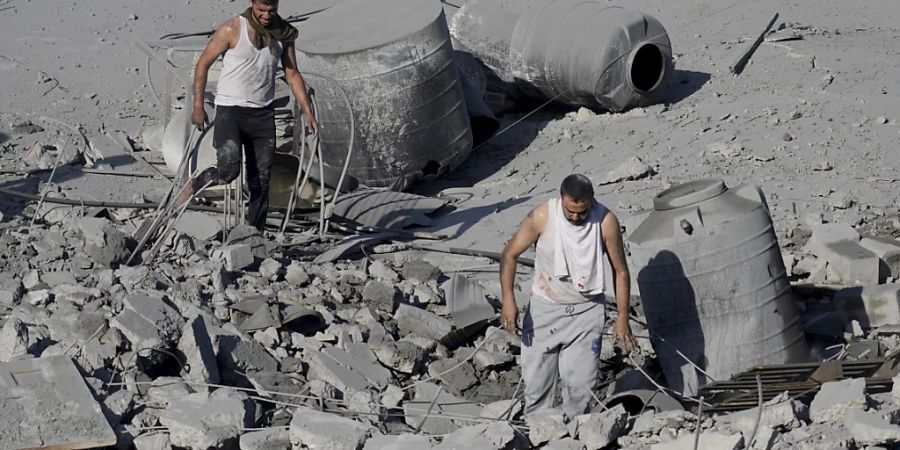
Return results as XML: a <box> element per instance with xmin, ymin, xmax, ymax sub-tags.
<box><xmin>1</xmin><ymin>0</ymin><xmax>899</xmax><ymax>449</ymax></box>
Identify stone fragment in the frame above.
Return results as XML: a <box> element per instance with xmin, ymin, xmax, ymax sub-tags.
<box><xmin>362</xmin><ymin>280</ymin><xmax>398</xmax><ymax>312</ymax></box>
<box><xmin>807</xmin><ymin>223</ymin><xmax>860</xmax><ymax>248</ymax></box>
<box><xmin>371</xmin><ymin>340</ymin><xmax>426</xmax><ymax>374</ymax></box>
<box><xmin>596</xmin><ymin>155</ymin><xmax>654</xmax><ymax>185</ymax></box>
<box><xmin>102</xmin><ymin>389</ymin><xmax>136</xmax><ymax>426</ymax></box>
<box><xmin>322</xmin><ymin>344</ymin><xmax>392</xmax><ymax>388</ymax></box>
<box><xmin>0</xmin><ymin>317</ymin><xmax>29</xmax><ymax>361</ymax></box>
<box><xmin>284</xmin><ymin>262</ymin><xmax>310</xmax><ymax>286</ymax></box>
<box><xmin>110</xmin><ymin>293</ymin><xmax>183</xmax><ymax>361</ymax></box>
<box><xmin>527</xmin><ymin>408</ymin><xmax>568</xmax><ymax>446</ymax></box>
<box><xmin>226</xmin><ymin>224</ymin><xmax>269</xmax><ymax>259</ymax></box>
<box><xmin>174</xmin><ymin>211</ymin><xmax>221</xmax><ymax>241</ymax></box>
<box><xmin>0</xmin><ymin>273</ymin><xmax>23</xmax><ymax>305</ymax></box>
<box><xmin>820</xmin><ymin>240</ymin><xmax>881</xmax><ymax>285</ymax></box>
<box><xmin>810</xmin><ymin>378</ymin><xmax>866</xmax><ymax>422</ymax></box>
<box><xmin>433</xmin><ymin>421</ymin><xmax>526</xmax><ymax>450</ymax></box>
<box><xmin>427</xmin><ymin>357</ymin><xmax>477</xmax><ymax>393</ymax></box>
<box><xmin>239</xmin><ymin>427</ymin><xmax>290</xmax><ymax>450</ymax></box>
<box><xmin>159</xmin><ymin>390</ymin><xmax>250</xmax><ymax>449</ymax></box>
<box><xmin>401</xmin><ymin>259</ymin><xmax>442</xmax><ymax>282</ymax></box>
<box><xmin>77</xmin><ymin>217</ymin><xmax>129</xmax><ymax>267</ymax></box>
<box><xmin>115</xmin><ymin>265</ymin><xmax>152</xmax><ymax>291</ymax></box>
<box><xmin>363</xmin><ymin>434</ymin><xmax>432</xmax><ymax>450</ymax></box>
<box><xmin>25</xmin><ymin>289</ymin><xmax>51</xmax><ymax>306</ymax></box>
<box><xmin>471</xmin><ymin>347</ymin><xmax>514</xmax><ymax>370</ymax></box>
<box><xmin>216</xmin><ymin>330</ymin><xmax>280</xmax><ymax>382</ymax></box>
<box><xmin>212</xmin><ymin>244</ymin><xmax>254</xmax><ymax>271</ymax></box>
<box><xmin>394</xmin><ymin>303</ymin><xmax>452</xmax><ymax>341</ymax></box>
<box><xmin>368</xmin><ymin>259</ymin><xmax>399</xmax><ymax>282</ymax></box>
<box><xmin>404</xmin><ymin>382</ymin><xmax>482</xmax><ymax>434</ymax></box>
<box><xmin>844</xmin><ymin>409</ymin><xmax>900</xmax><ymax>447</ymax></box>
<box><xmin>570</xmin><ymin>404</ymin><xmax>628</xmax><ymax>450</ymax></box>
<box><xmin>835</xmin><ymin>284</ymin><xmax>900</xmax><ymax>328</ymax></box>
<box><xmin>132</xmin><ymin>432</ymin><xmax>170</xmax><ymax>450</ymax></box>
<box><xmin>651</xmin><ymin>431</ymin><xmax>743</xmax><ymax>450</ymax></box>
<box><xmin>859</xmin><ymin>236</ymin><xmax>900</xmax><ymax>281</ymax></box>
<box><xmin>258</xmin><ymin>258</ymin><xmax>283</xmax><ymax>281</ymax></box>
<box><xmin>717</xmin><ymin>391</ymin><xmax>808</xmax><ymax>435</ymax></box>
<box><xmin>178</xmin><ymin>315</ymin><xmax>221</xmax><ymax>387</ymax></box>
<box><xmin>480</xmin><ymin>400</ymin><xmax>522</xmax><ymax>421</ymax></box>
<box><xmin>543</xmin><ymin>438</ymin><xmax>585</xmax><ymax>450</ymax></box>
<box><xmin>289</xmin><ymin>406</ymin><xmax>372</xmax><ymax>450</ymax></box>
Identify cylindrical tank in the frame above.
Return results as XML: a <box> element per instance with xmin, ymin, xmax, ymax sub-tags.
<box><xmin>449</xmin><ymin>0</ymin><xmax>673</xmax><ymax>112</ymax></box>
<box><xmin>627</xmin><ymin>180</ymin><xmax>809</xmax><ymax>396</ymax></box>
<box><xmin>296</xmin><ymin>0</ymin><xmax>473</xmax><ymax>190</ymax></box>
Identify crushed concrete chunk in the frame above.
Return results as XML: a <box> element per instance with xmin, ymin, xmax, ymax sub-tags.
<box><xmin>404</xmin><ymin>382</ymin><xmax>482</xmax><ymax>435</ymax></box>
<box><xmin>428</xmin><ymin>357</ymin><xmax>477</xmax><ymax>393</ymax></box>
<box><xmin>133</xmin><ymin>432</ymin><xmax>171</xmax><ymax>450</ymax></box>
<box><xmin>401</xmin><ymin>259</ymin><xmax>442</xmax><ymax>282</ymax></box>
<box><xmin>285</xmin><ymin>261</ymin><xmax>310</xmax><ymax>286</ymax></box>
<box><xmin>216</xmin><ymin>330</ymin><xmax>280</xmax><ymax>382</ymax></box>
<box><xmin>0</xmin><ymin>273</ymin><xmax>23</xmax><ymax>306</ymax></box>
<box><xmin>77</xmin><ymin>217</ymin><xmax>129</xmax><ymax>267</ymax></box>
<box><xmin>363</xmin><ymin>434</ymin><xmax>433</xmax><ymax>449</ymax></box>
<box><xmin>289</xmin><ymin>406</ymin><xmax>372</xmax><ymax>450</ymax></box>
<box><xmin>362</xmin><ymin>279</ymin><xmax>397</xmax><ymax>312</ymax></box>
<box><xmin>844</xmin><ymin>409</ymin><xmax>900</xmax><ymax>446</ymax></box>
<box><xmin>178</xmin><ymin>315</ymin><xmax>221</xmax><ymax>387</ymax></box>
<box><xmin>212</xmin><ymin>244</ymin><xmax>254</xmax><ymax>271</ymax></box>
<box><xmin>239</xmin><ymin>427</ymin><xmax>290</xmax><ymax>450</ymax></box>
<box><xmin>102</xmin><ymin>389</ymin><xmax>136</xmax><ymax>426</ymax></box>
<box><xmin>718</xmin><ymin>391</ymin><xmax>808</xmax><ymax>434</ymax></box>
<box><xmin>835</xmin><ymin>284</ymin><xmax>900</xmax><ymax>328</ymax></box>
<box><xmin>0</xmin><ymin>317</ymin><xmax>29</xmax><ymax>361</ymax></box>
<box><xmin>480</xmin><ymin>399</ymin><xmax>522</xmax><ymax>421</ymax></box>
<box><xmin>596</xmin><ymin>155</ymin><xmax>654</xmax><ymax>185</ymax></box>
<box><xmin>434</xmin><ymin>421</ymin><xmax>526</xmax><ymax>450</ymax></box>
<box><xmin>571</xmin><ymin>404</ymin><xmax>628</xmax><ymax>450</ymax></box>
<box><xmin>651</xmin><ymin>431</ymin><xmax>743</xmax><ymax>450</ymax></box>
<box><xmin>394</xmin><ymin>303</ymin><xmax>452</xmax><ymax>341</ymax></box>
<box><xmin>372</xmin><ymin>339</ymin><xmax>426</xmax><ymax>374</ymax></box>
<box><xmin>543</xmin><ymin>438</ymin><xmax>586</xmax><ymax>450</ymax></box>
<box><xmin>860</xmin><ymin>236</ymin><xmax>900</xmax><ymax>281</ymax></box>
<box><xmin>527</xmin><ymin>408</ymin><xmax>568</xmax><ymax>446</ymax></box>
<box><xmin>174</xmin><ymin>211</ymin><xmax>221</xmax><ymax>241</ymax></box>
<box><xmin>159</xmin><ymin>390</ymin><xmax>250</xmax><ymax>449</ymax></box>
<box><xmin>810</xmin><ymin>378</ymin><xmax>866</xmax><ymax>422</ymax></box>
<box><xmin>368</xmin><ymin>259</ymin><xmax>399</xmax><ymax>282</ymax></box>
<box><xmin>111</xmin><ymin>293</ymin><xmax>183</xmax><ymax>362</ymax></box>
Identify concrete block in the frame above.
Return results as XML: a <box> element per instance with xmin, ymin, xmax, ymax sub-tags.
<box><xmin>860</xmin><ymin>236</ymin><xmax>900</xmax><ymax>281</ymax></box>
<box><xmin>480</xmin><ymin>400</ymin><xmax>522</xmax><ymax>421</ymax></box>
<box><xmin>307</xmin><ymin>348</ymin><xmax>372</xmax><ymax>394</ymax></box>
<box><xmin>226</xmin><ymin>224</ymin><xmax>269</xmax><ymax>259</ymax></box>
<box><xmin>77</xmin><ymin>217</ymin><xmax>129</xmax><ymax>267</ymax></box>
<box><xmin>132</xmin><ymin>432</ymin><xmax>170</xmax><ymax>450</ymax></box>
<box><xmin>718</xmin><ymin>391</ymin><xmax>808</xmax><ymax>434</ymax></box>
<box><xmin>285</xmin><ymin>262</ymin><xmax>310</xmax><ymax>286</ymax></box>
<box><xmin>543</xmin><ymin>438</ymin><xmax>586</xmax><ymax>450</ymax></box>
<box><xmin>159</xmin><ymin>390</ymin><xmax>250</xmax><ymax>449</ymax></box>
<box><xmin>527</xmin><ymin>408</ymin><xmax>568</xmax><ymax>446</ymax></box>
<box><xmin>401</xmin><ymin>259</ymin><xmax>442</xmax><ymax>282</ymax></box>
<box><xmin>651</xmin><ymin>431</ymin><xmax>743</xmax><ymax>450</ymax></box>
<box><xmin>471</xmin><ymin>348</ymin><xmax>514</xmax><ymax>370</ymax></box>
<box><xmin>258</xmin><ymin>258</ymin><xmax>283</xmax><ymax>281</ymax></box>
<box><xmin>892</xmin><ymin>373</ymin><xmax>900</xmax><ymax>399</ymax></box>
<box><xmin>239</xmin><ymin>427</ymin><xmax>290</xmax><ymax>450</ymax></box>
<box><xmin>216</xmin><ymin>332</ymin><xmax>280</xmax><ymax>382</ymax></box>
<box><xmin>819</xmin><ymin>240</ymin><xmax>881</xmax><ymax>285</ymax></box>
<box><xmin>322</xmin><ymin>344</ymin><xmax>392</xmax><ymax>388</ymax></box>
<box><xmin>404</xmin><ymin>382</ymin><xmax>481</xmax><ymax>435</ymax></box>
<box><xmin>835</xmin><ymin>284</ymin><xmax>900</xmax><ymax>328</ymax></box>
<box><xmin>368</xmin><ymin>259</ymin><xmax>399</xmax><ymax>282</ymax></box>
<box><xmin>394</xmin><ymin>303</ymin><xmax>452</xmax><ymax>341</ymax></box>
<box><xmin>178</xmin><ymin>315</ymin><xmax>221</xmax><ymax>387</ymax></box>
<box><xmin>810</xmin><ymin>378</ymin><xmax>866</xmax><ymax>423</ymax></box>
<box><xmin>212</xmin><ymin>244</ymin><xmax>254</xmax><ymax>271</ymax></box>
<box><xmin>844</xmin><ymin>409</ymin><xmax>900</xmax><ymax>446</ymax></box>
<box><xmin>289</xmin><ymin>406</ymin><xmax>372</xmax><ymax>450</ymax></box>
<box><xmin>174</xmin><ymin>211</ymin><xmax>221</xmax><ymax>242</ymax></box>
<box><xmin>362</xmin><ymin>279</ymin><xmax>397</xmax><ymax>312</ymax></box>
<box><xmin>434</xmin><ymin>421</ymin><xmax>525</xmax><ymax>450</ymax></box>
<box><xmin>115</xmin><ymin>265</ymin><xmax>152</xmax><ymax>291</ymax></box>
<box><xmin>371</xmin><ymin>340</ymin><xmax>426</xmax><ymax>374</ymax></box>
<box><xmin>111</xmin><ymin>293</ymin><xmax>183</xmax><ymax>358</ymax></box>
<box><xmin>571</xmin><ymin>404</ymin><xmax>629</xmax><ymax>450</ymax></box>
<box><xmin>102</xmin><ymin>389</ymin><xmax>136</xmax><ymax>426</ymax></box>
<box><xmin>807</xmin><ymin>223</ymin><xmax>860</xmax><ymax>249</ymax></box>
<box><xmin>0</xmin><ymin>317</ymin><xmax>29</xmax><ymax>361</ymax></box>
<box><xmin>0</xmin><ymin>273</ymin><xmax>23</xmax><ymax>305</ymax></box>
<box><xmin>363</xmin><ymin>434</ymin><xmax>433</xmax><ymax>450</ymax></box>
<box><xmin>427</xmin><ymin>357</ymin><xmax>477</xmax><ymax>393</ymax></box>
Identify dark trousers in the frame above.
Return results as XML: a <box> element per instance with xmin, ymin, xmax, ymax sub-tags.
<box><xmin>194</xmin><ymin>105</ymin><xmax>275</xmax><ymax>231</ymax></box>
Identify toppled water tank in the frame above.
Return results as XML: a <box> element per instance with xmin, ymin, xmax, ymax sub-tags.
<box><xmin>628</xmin><ymin>180</ymin><xmax>809</xmax><ymax>396</ymax></box>
<box><xmin>297</xmin><ymin>0</ymin><xmax>473</xmax><ymax>190</ymax></box>
<box><xmin>450</xmin><ymin>0</ymin><xmax>673</xmax><ymax>111</ymax></box>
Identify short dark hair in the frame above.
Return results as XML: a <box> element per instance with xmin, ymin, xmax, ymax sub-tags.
<box><xmin>254</xmin><ymin>0</ymin><xmax>278</xmax><ymax>5</ymax></box>
<box><xmin>560</xmin><ymin>174</ymin><xmax>594</xmax><ymax>202</ymax></box>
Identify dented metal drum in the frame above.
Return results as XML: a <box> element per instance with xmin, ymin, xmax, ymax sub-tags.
<box><xmin>297</xmin><ymin>0</ymin><xmax>473</xmax><ymax>190</ymax></box>
<box><xmin>450</xmin><ymin>0</ymin><xmax>673</xmax><ymax>111</ymax></box>
<box><xmin>628</xmin><ymin>180</ymin><xmax>809</xmax><ymax>396</ymax></box>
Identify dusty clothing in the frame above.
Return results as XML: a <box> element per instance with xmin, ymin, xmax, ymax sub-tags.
<box><xmin>532</xmin><ymin>197</ymin><xmax>607</xmax><ymax>304</ymax></box>
<box><xmin>194</xmin><ymin>105</ymin><xmax>275</xmax><ymax>230</ymax></box>
<box><xmin>239</xmin><ymin>7</ymin><xmax>298</xmax><ymax>56</ymax></box>
<box><xmin>216</xmin><ymin>15</ymin><xmax>283</xmax><ymax>108</ymax></box>
<box><xmin>521</xmin><ymin>293</ymin><xmax>605</xmax><ymax>418</ymax></box>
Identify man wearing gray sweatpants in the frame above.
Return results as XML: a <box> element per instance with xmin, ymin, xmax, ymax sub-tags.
<box><xmin>500</xmin><ymin>174</ymin><xmax>638</xmax><ymax>418</ymax></box>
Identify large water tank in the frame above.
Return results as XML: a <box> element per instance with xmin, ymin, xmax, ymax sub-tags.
<box><xmin>296</xmin><ymin>0</ymin><xmax>473</xmax><ymax>191</ymax></box>
<box><xmin>450</xmin><ymin>0</ymin><xmax>673</xmax><ymax>111</ymax></box>
<box><xmin>628</xmin><ymin>180</ymin><xmax>809</xmax><ymax>396</ymax></box>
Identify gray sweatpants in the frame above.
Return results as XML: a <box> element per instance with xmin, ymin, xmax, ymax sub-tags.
<box><xmin>521</xmin><ymin>294</ymin><xmax>605</xmax><ymax>418</ymax></box>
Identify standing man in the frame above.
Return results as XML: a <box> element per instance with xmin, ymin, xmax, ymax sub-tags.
<box><xmin>182</xmin><ymin>0</ymin><xmax>318</xmax><ymax>231</ymax></box>
<box><xmin>500</xmin><ymin>173</ymin><xmax>638</xmax><ymax>418</ymax></box>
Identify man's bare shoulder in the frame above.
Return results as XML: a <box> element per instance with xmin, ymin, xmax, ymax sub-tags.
<box><xmin>529</xmin><ymin>200</ymin><xmax>550</xmax><ymax>233</ymax></box>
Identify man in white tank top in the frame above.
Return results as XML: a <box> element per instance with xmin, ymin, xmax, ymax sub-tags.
<box><xmin>500</xmin><ymin>174</ymin><xmax>638</xmax><ymax>418</ymax></box>
<box><xmin>179</xmin><ymin>0</ymin><xmax>318</xmax><ymax>231</ymax></box>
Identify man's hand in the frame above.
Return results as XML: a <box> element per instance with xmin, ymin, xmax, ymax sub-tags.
<box><xmin>501</xmin><ymin>298</ymin><xmax>518</xmax><ymax>334</ymax></box>
<box><xmin>191</xmin><ymin>105</ymin><xmax>208</xmax><ymax>131</ymax></box>
<box><xmin>612</xmin><ymin>315</ymin><xmax>639</xmax><ymax>353</ymax></box>
<box><xmin>305</xmin><ymin>114</ymin><xmax>319</xmax><ymax>135</ymax></box>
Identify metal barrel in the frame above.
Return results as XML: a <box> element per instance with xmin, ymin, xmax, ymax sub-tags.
<box><xmin>297</xmin><ymin>0</ymin><xmax>473</xmax><ymax>191</ymax></box>
<box><xmin>627</xmin><ymin>180</ymin><xmax>810</xmax><ymax>396</ymax></box>
<box><xmin>450</xmin><ymin>0</ymin><xmax>673</xmax><ymax>112</ymax></box>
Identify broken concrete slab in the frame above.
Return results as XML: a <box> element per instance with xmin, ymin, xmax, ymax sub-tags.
<box><xmin>364</xmin><ymin>434</ymin><xmax>433</xmax><ymax>449</ymax></box>
<box><xmin>427</xmin><ymin>357</ymin><xmax>478</xmax><ymax>393</ymax></box>
<box><xmin>285</xmin><ymin>262</ymin><xmax>311</xmax><ymax>286</ymax></box>
<box><xmin>480</xmin><ymin>399</ymin><xmax>522</xmax><ymax>421</ymax></box>
<box><xmin>651</xmin><ymin>431</ymin><xmax>743</xmax><ymax>450</ymax></box>
<box><xmin>527</xmin><ymin>408</ymin><xmax>569</xmax><ymax>446</ymax></box>
<box><xmin>812</xmin><ymin>239</ymin><xmax>881</xmax><ymax>285</ymax></box>
<box><xmin>447</xmin><ymin>274</ymin><xmax>496</xmax><ymax>329</ymax></box>
<box><xmin>102</xmin><ymin>388</ymin><xmax>136</xmax><ymax>426</ymax></box>
<box><xmin>434</xmin><ymin>421</ymin><xmax>527</xmax><ymax>450</ymax></box>
<box><xmin>307</xmin><ymin>346</ymin><xmax>372</xmax><ymax>394</ymax></box>
<box><xmin>0</xmin><ymin>273</ymin><xmax>23</xmax><ymax>306</ymax></box>
<box><xmin>717</xmin><ymin>391</ymin><xmax>808</xmax><ymax>435</ymax></box>
<box><xmin>77</xmin><ymin>217</ymin><xmax>129</xmax><ymax>267</ymax></box>
<box><xmin>843</xmin><ymin>408</ymin><xmax>900</xmax><ymax>447</ymax></box>
<box><xmin>159</xmin><ymin>390</ymin><xmax>250</xmax><ymax>449</ymax></box>
<box><xmin>239</xmin><ymin>427</ymin><xmax>291</xmax><ymax>450</ymax></box>
<box><xmin>132</xmin><ymin>432</ymin><xmax>171</xmax><ymax>450</ymax></box>
<box><xmin>226</xmin><ymin>224</ymin><xmax>270</xmax><ymax>259</ymax></box>
<box><xmin>401</xmin><ymin>259</ymin><xmax>442</xmax><ymax>283</ymax></box>
<box><xmin>371</xmin><ymin>339</ymin><xmax>426</xmax><ymax>374</ymax></box>
<box><xmin>570</xmin><ymin>404</ymin><xmax>629</xmax><ymax>450</ymax></box>
<box><xmin>178</xmin><ymin>315</ymin><xmax>221</xmax><ymax>388</ymax></box>
<box><xmin>595</xmin><ymin>155</ymin><xmax>655</xmax><ymax>185</ymax></box>
<box><xmin>835</xmin><ymin>284</ymin><xmax>900</xmax><ymax>328</ymax></box>
<box><xmin>110</xmin><ymin>293</ymin><xmax>183</xmax><ymax>362</ymax></box>
<box><xmin>212</xmin><ymin>244</ymin><xmax>254</xmax><ymax>271</ymax></box>
<box><xmin>362</xmin><ymin>279</ymin><xmax>398</xmax><ymax>313</ymax></box>
<box><xmin>0</xmin><ymin>355</ymin><xmax>117</xmax><ymax>449</ymax></box>
<box><xmin>543</xmin><ymin>438</ymin><xmax>586</xmax><ymax>450</ymax></box>
<box><xmin>322</xmin><ymin>344</ymin><xmax>392</xmax><ymax>388</ymax></box>
<box><xmin>0</xmin><ymin>316</ymin><xmax>29</xmax><ymax>361</ymax></box>
<box><xmin>810</xmin><ymin>377</ymin><xmax>867</xmax><ymax>423</ymax></box>
<box><xmin>404</xmin><ymin>382</ymin><xmax>482</xmax><ymax>435</ymax></box>
<box><xmin>174</xmin><ymin>211</ymin><xmax>222</xmax><ymax>242</ymax></box>
<box><xmin>394</xmin><ymin>303</ymin><xmax>452</xmax><ymax>341</ymax></box>
<box><xmin>860</xmin><ymin>236</ymin><xmax>900</xmax><ymax>281</ymax></box>
<box><xmin>289</xmin><ymin>406</ymin><xmax>373</xmax><ymax>450</ymax></box>
<box><xmin>215</xmin><ymin>328</ymin><xmax>280</xmax><ymax>383</ymax></box>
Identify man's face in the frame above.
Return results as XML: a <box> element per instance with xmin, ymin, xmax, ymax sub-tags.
<box><xmin>250</xmin><ymin>0</ymin><xmax>278</xmax><ymax>27</ymax></box>
<box><xmin>561</xmin><ymin>195</ymin><xmax>592</xmax><ymax>225</ymax></box>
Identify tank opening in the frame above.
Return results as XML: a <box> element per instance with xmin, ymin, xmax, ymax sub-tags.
<box><xmin>629</xmin><ymin>43</ymin><xmax>665</xmax><ymax>93</ymax></box>
<box><xmin>605</xmin><ymin>395</ymin><xmax>647</xmax><ymax>416</ymax></box>
<box><xmin>422</xmin><ymin>160</ymin><xmax>442</xmax><ymax>177</ymax></box>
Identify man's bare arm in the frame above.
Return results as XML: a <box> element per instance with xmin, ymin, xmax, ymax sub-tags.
<box><xmin>499</xmin><ymin>202</ymin><xmax>546</xmax><ymax>332</ymax></box>
<box><xmin>601</xmin><ymin>211</ymin><xmax>638</xmax><ymax>351</ymax></box>
<box><xmin>282</xmin><ymin>42</ymin><xmax>318</xmax><ymax>133</ymax></box>
<box><xmin>191</xmin><ymin>19</ymin><xmax>235</xmax><ymax>129</ymax></box>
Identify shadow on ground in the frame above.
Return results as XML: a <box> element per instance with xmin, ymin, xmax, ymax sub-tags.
<box><xmin>665</xmin><ymin>69</ymin><xmax>711</xmax><ymax>105</ymax></box>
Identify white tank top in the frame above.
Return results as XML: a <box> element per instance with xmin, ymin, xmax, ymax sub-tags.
<box><xmin>532</xmin><ymin>198</ymin><xmax>606</xmax><ymax>304</ymax></box>
<box><xmin>215</xmin><ymin>16</ymin><xmax>282</xmax><ymax>108</ymax></box>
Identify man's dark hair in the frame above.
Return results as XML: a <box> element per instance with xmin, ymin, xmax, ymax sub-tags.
<box><xmin>559</xmin><ymin>174</ymin><xmax>594</xmax><ymax>202</ymax></box>
<box><xmin>254</xmin><ymin>0</ymin><xmax>278</xmax><ymax>5</ymax></box>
